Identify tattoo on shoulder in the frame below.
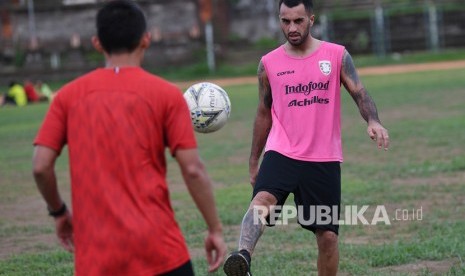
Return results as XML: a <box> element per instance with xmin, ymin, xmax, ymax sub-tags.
<box><xmin>342</xmin><ymin>50</ymin><xmax>360</xmax><ymax>85</ymax></box>
<box><xmin>258</xmin><ymin>60</ymin><xmax>272</xmax><ymax>108</ymax></box>
<box><xmin>257</xmin><ymin>60</ymin><xmax>265</xmax><ymax>76</ymax></box>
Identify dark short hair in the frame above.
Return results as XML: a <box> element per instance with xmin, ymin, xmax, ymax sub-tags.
<box><xmin>96</xmin><ymin>0</ymin><xmax>147</xmax><ymax>54</ymax></box>
<box><xmin>279</xmin><ymin>0</ymin><xmax>314</xmax><ymax>13</ymax></box>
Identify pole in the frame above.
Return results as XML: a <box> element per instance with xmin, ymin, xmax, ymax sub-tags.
<box><xmin>27</xmin><ymin>0</ymin><xmax>38</xmax><ymax>50</ymax></box>
<box><xmin>205</xmin><ymin>21</ymin><xmax>215</xmax><ymax>72</ymax></box>
<box><xmin>266</xmin><ymin>0</ymin><xmax>278</xmax><ymax>38</ymax></box>
<box><xmin>427</xmin><ymin>1</ymin><xmax>439</xmax><ymax>52</ymax></box>
<box><xmin>320</xmin><ymin>14</ymin><xmax>329</xmax><ymax>42</ymax></box>
<box><xmin>374</xmin><ymin>3</ymin><xmax>386</xmax><ymax>57</ymax></box>
<box><xmin>199</xmin><ymin>0</ymin><xmax>215</xmax><ymax>72</ymax></box>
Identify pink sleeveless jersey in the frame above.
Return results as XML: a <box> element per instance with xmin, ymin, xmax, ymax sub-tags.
<box><xmin>262</xmin><ymin>41</ymin><xmax>345</xmax><ymax>162</ymax></box>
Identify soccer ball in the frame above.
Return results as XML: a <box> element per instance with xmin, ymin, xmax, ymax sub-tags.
<box><xmin>183</xmin><ymin>82</ymin><xmax>231</xmax><ymax>133</ymax></box>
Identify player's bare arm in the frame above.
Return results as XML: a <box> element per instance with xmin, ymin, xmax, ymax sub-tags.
<box><xmin>33</xmin><ymin>145</ymin><xmax>75</xmax><ymax>252</ymax></box>
<box><xmin>341</xmin><ymin>50</ymin><xmax>390</xmax><ymax>150</ymax></box>
<box><xmin>249</xmin><ymin>60</ymin><xmax>273</xmax><ymax>185</ymax></box>
<box><xmin>175</xmin><ymin>148</ymin><xmax>226</xmax><ymax>272</ymax></box>
<box><xmin>33</xmin><ymin>146</ymin><xmax>63</xmax><ymax>211</ymax></box>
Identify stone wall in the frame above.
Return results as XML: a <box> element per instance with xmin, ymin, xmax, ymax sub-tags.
<box><xmin>230</xmin><ymin>0</ymin><xmax>465</xmax><ymax>55</ymax></box>
<box><xmin>1</xmin><ymin>0</ymin><xmax>202</xmax><ymax>83</ymax></box>
<box><xmin>1</xmin><ymin>0</ymin><xmax>465</xmax><ymax>84</ymax></box>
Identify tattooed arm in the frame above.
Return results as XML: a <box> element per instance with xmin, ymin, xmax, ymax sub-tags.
<box><xmin>341</xmin><ymin>50</ymin><xmax>390</xmax><ymax>150</ymax></box>
<box><xmin>249</xmin><ymin>60</ymin><xmax>273</xmax><ymax>186</ymax></box>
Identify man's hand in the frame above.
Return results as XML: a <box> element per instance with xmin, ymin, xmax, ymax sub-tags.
<box><xmin>204</xmin><ymin>229</ymin><xmax>226</xmax><ymax>273</ymax></box>
<box><xmin>367</xmin><ymin>121</ymin><xmax>390</xmax><ymax>150</ymax></box>
<box><xmin>55</xmin><ymin>212</ymin><xmax>74</xmax><ymax>253</ymax></box>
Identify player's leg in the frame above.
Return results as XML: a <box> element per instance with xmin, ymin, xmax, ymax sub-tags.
<box><xmin>238</xmin><ymin>191</ymin><xmax>276</xmax><ymax>253</ymax></box>
<box><xmin>2</xmin><ymin>94</ymin><xmax>16</xmax><ymax>106</ymax></box>
<box><xmin>223</xmin><ymin>191</ymin><xmax>277</xmax><ymax>276</ymax></box>
<box><xmin>294</xmin><ymin>161</ymin><xmax>341</xmax><ymax>276</ymax></box>
<box><xmin>316</xmin><ymin>230</ymin><xmax>339</xmax><ymax>276</ymax></box>
<box><xmin>224</xmin><ymin>151</ymin><xmax>298</xmax><ymax>276</ymax></box>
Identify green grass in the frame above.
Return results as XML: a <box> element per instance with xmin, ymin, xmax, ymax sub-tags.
<box><xmin>353</xmin><ymin>48</ymin><xmax>465</xmax><ymax>68</ymax></box>
<box><xmin>0</xmin><ymin>251</ymin><xmax>73</xmax><ymax>275</ymax></box>
<box><xmin>1</xmin><ymin>68</ymin><xmax>465</xmax><ymax>275</ymax></box>
<box><xmin>149</xmin><ymin>49</ymin><xmax>465</xmax><ymax>81</ymax></box>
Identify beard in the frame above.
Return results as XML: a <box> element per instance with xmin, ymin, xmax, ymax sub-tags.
<box><xmin>284</xmin><ymin>24</ymin><xmax>311</xmax><ymax>46</ymax></box>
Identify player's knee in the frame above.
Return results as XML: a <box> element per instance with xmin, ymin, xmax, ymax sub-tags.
<box><xmin>250</xmin><ymin>191</ymin><xmax>277</xmax><ymax>208</ymax></box>
<box><xmin>316</xmin><ymin>230</ymin><xmax>338</xmax><ymax>252</ymax></box>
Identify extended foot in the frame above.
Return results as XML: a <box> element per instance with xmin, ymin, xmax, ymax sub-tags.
<box><xmin>223</xmin><ymin>250</ymin><xmax>251</xmax><ymax>276</ymax></box>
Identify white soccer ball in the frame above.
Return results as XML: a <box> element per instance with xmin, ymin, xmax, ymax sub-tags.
<box><xmin>183</xmin><ymin>82</ymin><xmax>231</xmax><ymax>133</ymax></box>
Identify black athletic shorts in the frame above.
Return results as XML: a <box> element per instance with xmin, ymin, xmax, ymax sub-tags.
<box><xmin>253</xmin><ymin>150</ymin><xmax>341</xmax><ymax>235</ymax></box>
<box><xmin>159</xmin><ymin>260</ymin><xmax>194</xmax><ymax>276</ymax></box>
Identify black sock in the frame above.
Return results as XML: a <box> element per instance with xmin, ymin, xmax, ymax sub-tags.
<box><xmin>239</xmin><ymin>249</ymin><xmax>251</xmax><ymax>265</ymax></box>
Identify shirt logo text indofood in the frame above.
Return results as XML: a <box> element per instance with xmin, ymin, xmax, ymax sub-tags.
<box><xmin>285</xmin><ymin>81</ymin><xmax>329</xmax><ymax>96</ymax></box>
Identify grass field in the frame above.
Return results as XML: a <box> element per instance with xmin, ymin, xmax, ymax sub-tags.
<box><xmin>1</xmin><ymin>67</ymin><xmax>465</xmax><ymax>275</ymax></box>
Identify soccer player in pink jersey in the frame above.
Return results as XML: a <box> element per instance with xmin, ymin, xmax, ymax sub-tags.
<box><xmin>223</xmin><ymin>0</ymin><xmax>389</xmax><ymax>275</ymax></box>
<box><xmin>32</xmin><ymin>1</ymin><xmax>226</xmax><ymax>275</ymax></box>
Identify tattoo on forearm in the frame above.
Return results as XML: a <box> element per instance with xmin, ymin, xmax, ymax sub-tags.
<box><xmin>238</xmin><ymin>208</ymin><xmax>265</xmax><ymax>254</ymax></box>
<box><xmin>352</xmin><ymin>88</ymin><xmax>380</xmax><ymax>123</ymax></box>
<box><xmin>342</xmin><ymin>50</ymin><xmax>381</xmax><ymax>123</ymax></box>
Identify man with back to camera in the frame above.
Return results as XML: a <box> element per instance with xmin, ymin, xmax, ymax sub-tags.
<box><xmin>32</xmin><ymin>1</ymin><xmax>226</xmax><ymax>275</ymax></box>
<box><xmin>223</xmin><ymin>0</ymin><xmax>390</xmax><ymax>275</ymax></box>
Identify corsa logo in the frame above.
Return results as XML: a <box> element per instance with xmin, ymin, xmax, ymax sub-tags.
<box><xmin>285</xmin><ymin>81</ymin><xmax>329</xmax><ymax>95</ymax></box>
<box><xmin>277</xmin><ymin>70</ymin><xmax>295</xmax><ymax>76</ymax></box>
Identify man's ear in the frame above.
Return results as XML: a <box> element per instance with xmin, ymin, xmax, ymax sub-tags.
<box><xmin>140</xmin><ymin>32</ymin><xmax>151</xmax><ymax>49</ymax></box>
<box><xmin>92</xmin><ymin>36</ymin><xmax>104</xmax><ymax>53</ymax></box>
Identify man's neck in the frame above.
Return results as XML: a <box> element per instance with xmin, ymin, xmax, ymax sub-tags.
<box><xmin>104</xmin><ymin>51</ymin><xmax>143</xmax><ymax>68</ymax></box>
<box><xmin>285</xmin><ymin>37</ymin><xmax>321</xmax><ymax>58</ymax></box>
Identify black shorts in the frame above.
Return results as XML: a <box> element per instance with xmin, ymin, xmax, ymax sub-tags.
<box><xmin>253</xmin><ymin>151</ymin><xmax>341</xmax><ymax>235</ymax></box>
<box><xmin>160</xmin><ymin>260</ymin><xmax>194</xmax><ymax>276</ymax></box>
